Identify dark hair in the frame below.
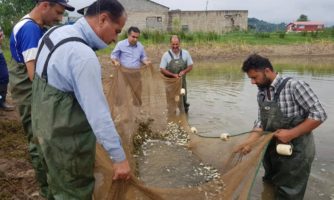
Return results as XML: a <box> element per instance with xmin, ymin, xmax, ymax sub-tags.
<box><xmin>241</xmin><ymin>54</ymin><xmax>273</xmax><ymax>73</ymax></box>
<box><xmin>127</xmin><ymin>26</ymin><xmax>140</xmax><ymax>35</ymax></box>
<box><xmin>85</xmin><ymin>0</ymin><xmax>125</xmax><ymax>23</ymax></box>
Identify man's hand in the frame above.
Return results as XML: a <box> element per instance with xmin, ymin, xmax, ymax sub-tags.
<box><xmin>143</xmin><ymin>59</ymin><xmax>152</xmax><ymax>66</ymax></box>
<box><xmin>112</xmin><ymin>59</ymin><xmax>121</xmax><ymax>67</ymax></box>
<box><xmin>233</xmin><ymin>143</ymin><xmax>252</xmax><ymax>155</ymax></box>
<box><xmin>112</xmin><ymin>159</ymin><xmax>131</xmax><ymax>180</ymax></box>
<box><xmin>178</xmin><ymin>70</ymin><xmax>185</xmax><ymax>77</ymax></box>
<box><xmin>274</xmin><ymin>129</ymin><xmax>294</xmax><ymax>144</ymax></box>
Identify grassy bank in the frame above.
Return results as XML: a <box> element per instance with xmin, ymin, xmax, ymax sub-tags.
<box><xmin>2</xmin><ymin>29</ymin><xmax>334</xmax><ymax>61</ymax></box>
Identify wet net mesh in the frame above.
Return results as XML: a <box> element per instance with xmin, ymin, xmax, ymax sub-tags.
<box><xmin>93</xmin><ymin>64</ymin><xmax>273</xmax><ymax>200</ymax></box>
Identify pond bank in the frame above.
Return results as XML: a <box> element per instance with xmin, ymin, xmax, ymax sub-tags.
<box><xmin>144</xmin><ymin>42</ymin><xmax>334</xmax><ymax>63</ymax></box>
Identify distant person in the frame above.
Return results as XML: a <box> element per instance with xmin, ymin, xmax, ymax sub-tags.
<box><xmin>235</xmin><ymin>54</ymin><xmax>327</xmax><ymax>199</ymax></box>
<box><xmin>111</xmin><ymin>26</ymin><xmax>151</xmax><ymax>106</ymax></box>
<box><xmin>0</xmin><ymin>26</ymin><xmax>14</xmax><ymax>111</ymax></box>
<box><xmin>32</xmin><ymin>0</ymin><xmax>130</xmax><ymax>198</ymax></box>
<box><xmin>9</xmin><ymin>0</ymin><xmax>75</xmax><ymax>197</ymax></box>
<box><xmin>159</xmin><ymin>35</ymin><xmax>193</xmax><ymax>113</ymax></box>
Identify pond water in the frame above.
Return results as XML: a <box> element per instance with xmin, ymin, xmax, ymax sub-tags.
<box><xmin>187</xmin><ymin>56</ymin><xmax>334</xmax><ymax>200</ymax></box>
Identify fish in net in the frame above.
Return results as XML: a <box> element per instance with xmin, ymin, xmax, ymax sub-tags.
<box><xmin>93</xmin><ymin>64</ymin><xmax>273</xmax><ymax>200</ymax></box>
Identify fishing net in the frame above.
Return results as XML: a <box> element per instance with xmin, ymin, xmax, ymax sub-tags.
<box><xmin>93</xmin><ymin>63</ymin><xmax>273</xmax><ymax>200</ymax></box>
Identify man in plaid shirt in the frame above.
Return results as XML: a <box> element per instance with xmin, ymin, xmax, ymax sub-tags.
<box><xmin>236</xmin><ymin>54</ymin><xmax>327</xmax><ymax>200</ymax></box>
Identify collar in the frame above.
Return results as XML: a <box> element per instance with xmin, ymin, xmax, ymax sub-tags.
<box><xmin>270</xmin><ymin>73</ymin><xmax>284</xmax><ymax>91</ymax></box>
<box><xmin>74</xmin><ymin>18</ymin><xmax>107</xmax><ymax>51</ymax></box>
<box><xmin>125</xmin><ymin>39</ymin><xmax>137</xmax><ymax>47</ymax></box>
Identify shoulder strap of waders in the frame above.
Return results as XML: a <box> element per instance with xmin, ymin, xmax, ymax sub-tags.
<box><xmin>168</xmin><ymin>50</ymin><xmax>174</xmax><ymax>60</ymax></box>
<box><xmin>39</xmin><ymin>36</ymin><xmax>88</xmax><ymax>81</ymax></box>
<box><xmin>35</xmin><ymin>25</ymin><xmax>63</xmax><ymax>68</ymax></box>
<box><xmin>273</xmin><ymin>77</ymin><xmax>292</xmax><ymax>101</ymax></box>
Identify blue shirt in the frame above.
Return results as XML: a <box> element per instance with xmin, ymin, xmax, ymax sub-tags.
<box><xmin>10</xmin><ymin>15</ymin><xmax>46</xmax><ymax>63</ymax></box>
<box><xmin>35</xmin><ymin>17</ymin><xmax>126</xmax><ymax>162</ymax></box>
<box><xmin>111</xmin><ymin>39</ymin><xmax>147</xmax><ymax>69</ymax></box>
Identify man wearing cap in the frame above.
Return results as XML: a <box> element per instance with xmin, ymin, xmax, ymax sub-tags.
<box><xmin>9</xmin><ymin>0</ymin><xmax>74</xmax><ymax>197</ymax></box>
<box><xmin>32</xmin><ymin>0</ymin><xmax>130</xmax><ymax>199</ymax></box>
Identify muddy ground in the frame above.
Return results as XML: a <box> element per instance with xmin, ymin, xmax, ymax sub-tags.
<box><xmin>1</xmin><ymin>43</ymin><xmax>333</xmax><ymax>199</ymax></box>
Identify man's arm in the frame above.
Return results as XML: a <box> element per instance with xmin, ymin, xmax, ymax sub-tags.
<box><xmin>110</xmin><ymin>43</ymin><xmax>121</xmax><ymax>66</ymax></box>
<box><xmin>234</xmin><ymin>128</ymin><xmax>264</xmax><ymax>154</ymax></box>
<box><xmin>25</xmin><ymin>60</ymin><xmax>35</xmax><ymax>81</ymax></box>
<box><xmin>72</xmin><ymin>54</ymin><xmax>131</xmax><ymax>180</ymax></box>
<box><xmin>275</xmin><ymin>80</ymin><xmax>327</xmax><ymax>143</ymax></box>
<box><xmin>179</xmin><ymin>65</ymin><xmax>193</xmax><ymax>77</ymax></box>
<box><xmin>160</xmin><ymin>68</ymin><xmax>179</xmax><ymax>78</ymax></box>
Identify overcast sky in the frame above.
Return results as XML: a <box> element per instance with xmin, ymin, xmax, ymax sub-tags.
<box><xmin>69</xmin><ymin>0</ymin><xmax>334</xmax><ymax>26</ymax></box>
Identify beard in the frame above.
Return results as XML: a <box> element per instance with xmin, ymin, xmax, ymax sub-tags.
<box><xmin>257</xmin><ymin>74</ymin><xmax>272</xmax><ymax>90</ymax></box>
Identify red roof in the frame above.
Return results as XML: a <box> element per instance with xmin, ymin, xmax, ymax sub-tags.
<box><xmin>291</xmin><ymin>21</ymin><xmax>324</xmax><ymax>25</ymax></box>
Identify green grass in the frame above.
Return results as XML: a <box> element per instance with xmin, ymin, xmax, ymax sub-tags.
<box><xmin>2</xmin><ymin>28</ymin><xmax>334</xmax><ymax>58</ymax></box>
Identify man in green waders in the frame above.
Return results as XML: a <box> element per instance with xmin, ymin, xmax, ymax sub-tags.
<box><xmin>32</xmin><ymin>0</ymin><xmax>130</xmax><ymax>200</ymax></box>
<box><xmin>31</xmin><ymin>0</ymin><xmax>131</xmax><ymax>199</ymax></box>
<box><xmin>160</xmin><ymin>35</ymin><xmax>193</xmax><ymax>114</ymax></box>
<box><xmin>236</xmin><ymin>54</ymin><xmax>327</xmax><ymax>199</ymax></box>
<box><xmin>9</xmin><ymin>0</ymin><xmax>75</xmax><ymax>197</ymax></box>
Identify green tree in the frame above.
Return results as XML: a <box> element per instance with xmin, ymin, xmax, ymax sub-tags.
<box><xmin>0</xmin><ymin>0</ymin><xmax>35</xmax><ymax>35</ymax></box>
<box><xmin>297</xmin><ymin>14</ymin><xmax>308</xmax><ymax>22</ymax></box>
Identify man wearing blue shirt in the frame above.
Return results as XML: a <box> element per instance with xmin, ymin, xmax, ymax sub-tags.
<box><xmin>9</xmin><ymin>0</ymin><xmax>74</xmax><ymax>197</ymax></box>
<box><xmin>111</xmin><ymin>26</ymin><xmax>151</xmax><ymax>106</ymax></box>
<box><xmin>32</xmin><ymin>0</ymin><xmax>130</xmax><ymax>198</ymax></box>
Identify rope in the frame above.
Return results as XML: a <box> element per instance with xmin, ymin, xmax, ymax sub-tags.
<box><xmin>192</xmin><ymin>130</ymin><xmax>266</xmax><ymax>138</ymax></box>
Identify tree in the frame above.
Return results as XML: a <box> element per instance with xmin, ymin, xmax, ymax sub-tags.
<box><xmin>297</xmin><ymin>14</ymin><xmax>309</xmax><ymax>22</ymax></box>
<box><xmin>0</xmin><ymin>0</ymin><xmax>35</xmax><ymax>35</ymax></box>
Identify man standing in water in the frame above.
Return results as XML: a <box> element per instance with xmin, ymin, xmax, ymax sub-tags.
<box><xmin>160</xmin><ymin>35</ymin><xmax>193</xmax><ymax>113</ymax></box>
<box><xmin>236</xmin><ymin>54</ymin><xmax>327</xmax><ymax>199</ymax></box>
<box><xmin>9</xmin><ymin>0</ymin><xmax>75</xmax><ymax>197</ymax></box>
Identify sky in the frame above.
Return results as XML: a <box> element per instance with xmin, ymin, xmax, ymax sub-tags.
<box><xmin>69</xmin><ymin>0</ymin><xmax>334</xmax><ymax>26</ymax></box>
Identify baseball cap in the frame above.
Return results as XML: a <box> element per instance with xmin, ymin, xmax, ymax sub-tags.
<box><xmin>38</xmin><ymin>0</ymin><xmax>75</xmax><ymax>11</ymax></box>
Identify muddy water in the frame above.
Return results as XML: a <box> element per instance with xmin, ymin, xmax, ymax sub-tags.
<box><xmin>187</xmin><ymin>56</ymin><xmax>334</xmax><ymax>200</ymax></box>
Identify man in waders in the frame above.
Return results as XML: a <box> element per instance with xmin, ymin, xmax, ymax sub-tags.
<box><xmin>32</xmin><ymin>0</ymin><xmax>130</xmax><ymax>199</ymax></box>
<box><xmin>236</xmin><ymin>54</ymin><xmax>327</xmax><ymax>199</ymax></box>
<box><xmin>9</xmin><ymin>0</ymin><xmax>75</xmax><ymax>197</ymax></box>
<box><xmin>160</xmin><ymin>35</ymin><xmax>193</xmax><ymax>114</ymax></box>
<box><xmin>111</xmin><ymin>26</ymin><xmax>151</xmax><ymax>106</ymax></box>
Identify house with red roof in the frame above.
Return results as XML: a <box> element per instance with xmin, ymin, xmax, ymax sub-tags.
<box><xmin>286</xmin><ymin>21</ymin><xmax>325</xmax><ymax>32</ymax></box>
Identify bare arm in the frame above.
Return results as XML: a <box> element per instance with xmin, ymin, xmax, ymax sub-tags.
<box><xmin>274</xmin><ymin>118</ymin><xmax>322</xmax><ymax>143</ymax></box>
<box><xmin>25</xmin><ymin>60</ymin><xmax>36</xmax><ymax>81</ymax></box>
<box><xmin>179</xmin><ymin>65</ymin><xmax>193</xmax><ymax>77</ymax></box>
<box><xmin>160</xmin><ymin>67</ymin><xmax>179</xmax><ymax>78</ymax></box>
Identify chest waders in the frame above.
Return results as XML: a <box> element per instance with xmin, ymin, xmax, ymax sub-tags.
<box><xmin>259</xmin><ymin>78</ymin><xmax>315</xmax><ymax>200</ymax></box>
<box><xmin>31</xmin><ymin>35</ymin><xmax>96</xmax><ymax>200</ymax></box>
<box><xmin>8</xmin><ymin>17</ymin><xmax>49</xmax><ymax>197</ymax></box>
<box><xmin>166</xmin><ymin>50</ymin><xmax>190</xmax><ymax>112</ymax></box>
